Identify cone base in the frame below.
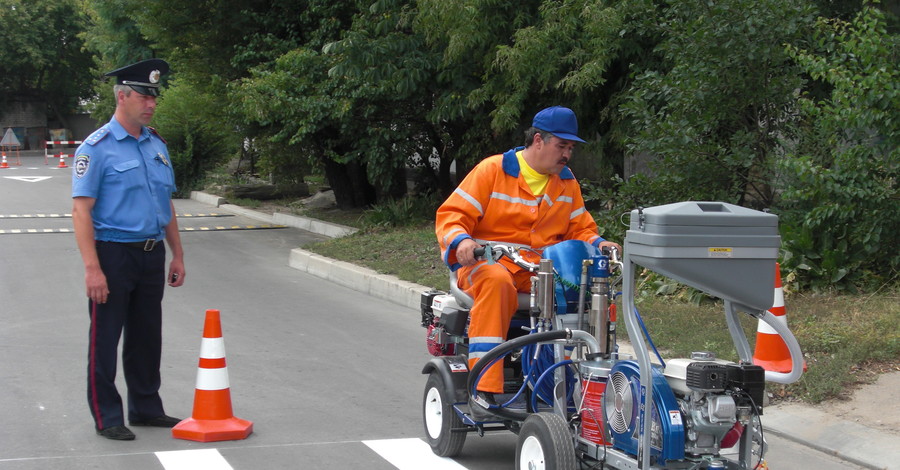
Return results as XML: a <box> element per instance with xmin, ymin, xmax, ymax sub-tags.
<box><xmin>171</xmin><ymin>417</ymin><xmax>253</xmax><ymax>442</ymax></box>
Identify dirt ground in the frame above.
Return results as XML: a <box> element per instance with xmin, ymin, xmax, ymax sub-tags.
<box><xmin>817</xmin><ymin>370</ymin><xmax>900</xmax><ymax>435</ymax></box>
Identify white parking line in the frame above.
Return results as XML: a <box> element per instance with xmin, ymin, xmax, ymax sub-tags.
<box><xmin>155</xmin><ymin>449</ymin><xmax>233</xmax><ymax>470</ymax></box>
<box><xmin>363</xmin><ymin>438</ymin><xmax>468</xmax><ymax>470</ymax></box>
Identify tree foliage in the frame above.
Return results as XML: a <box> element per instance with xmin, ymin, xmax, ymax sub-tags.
<box><xmin>779</xmin><ymin>4</ymin><xmax>899</xmax><ymax>291</ymax></box>
<box><xmin>0</xmin><ymin>0</ymin><xmax>94</xmax><ymax>122</ymax></box>
<box><xmin>619</xmin><ymin>0</ymin><xmax>816</xmax><ymax>209</ymax></box>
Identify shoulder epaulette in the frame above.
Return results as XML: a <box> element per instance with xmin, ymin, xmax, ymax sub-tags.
<box><xmin>84</xmin><ymin>127</ymin><xmax>110</xmax><ymax>146</ymax></box>
<box><xmin>147</xmin><ymin>126</ymin><xmax>167</xmax><ymax>144</ymax></box>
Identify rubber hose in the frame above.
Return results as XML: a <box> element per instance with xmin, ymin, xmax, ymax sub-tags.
<box><xmin>467</xmin><ymin>329</ymin><xmax>570</xmax><ymax>421</ymax></box>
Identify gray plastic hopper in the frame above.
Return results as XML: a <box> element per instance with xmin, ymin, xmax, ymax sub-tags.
<box><xmin>625</xmin><ymin>201</ymin><xmax>780</xmax><ymax>312</ymax></box>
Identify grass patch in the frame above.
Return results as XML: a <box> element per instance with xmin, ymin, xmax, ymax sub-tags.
<box><xmin>631</xmin><ymin>294</ymin><xmax>899</xmax><ymax>403</ymax></box>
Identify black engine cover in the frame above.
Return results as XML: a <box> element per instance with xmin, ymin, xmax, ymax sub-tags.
<box><xmin>686</xmin><ymin>362</ymin><xmax>729</xmax><ymax>392</ymax></box>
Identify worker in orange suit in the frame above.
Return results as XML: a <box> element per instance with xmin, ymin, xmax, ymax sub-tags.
<box><xmin>435</xmin><ymin>106</ymin><xmax>621</xmax><ymax>402</ymax></box>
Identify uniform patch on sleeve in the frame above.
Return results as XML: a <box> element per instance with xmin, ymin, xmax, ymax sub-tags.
<box><xmin>75</xmin><ymin>155</ymin><xmax>90</xmax><ymax>178</ymax></box>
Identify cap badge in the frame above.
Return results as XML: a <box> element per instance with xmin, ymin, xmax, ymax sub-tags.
<box><xmin>149</xmin><ymin>70</ymin><xmax>161</xmax><ymax>84</ymax></box>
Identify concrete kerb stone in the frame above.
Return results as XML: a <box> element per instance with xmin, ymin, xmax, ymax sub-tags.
<box><xmin>190</xmin><ymin>191</ymin><xmax>358</xmax><ymax>237</ymax></box>
<box><xmin>763</xmin><ymin>404</ymin><xmax>896</xmax><ymax>470</ymax></box>
<box><xmin>190</xmin><ymin>190</ymin><xmax>226</xmax><ymax>207</ymax></box>
<box><xmin>273</xmin><ymin>213</ymin><xmax>357</xmax><ymax>238</ymax></box>
<box><xmin>288</xmin><ymin>248</ymin><xmax>424</xmax><ymax>311</ymax></box>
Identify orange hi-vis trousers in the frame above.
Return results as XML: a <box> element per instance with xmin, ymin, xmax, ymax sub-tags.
<box><xmin>458</xmin><ymin>261</ymin><xmax>534</xmax><ymax>394</ymax></box>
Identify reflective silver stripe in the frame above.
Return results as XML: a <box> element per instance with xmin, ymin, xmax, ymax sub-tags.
<box><xmin>454</xmin><ymin>188</ymin><xmax>483</xmax><ymax>216</ymax></box>
<box><xmin>557</xmin><ymin>196</ymin><xmax>574</xmax><ymax>203</ymax></box>
<box><xmin>542</xmin><ymin>195</ymin><xmax>553</xmax><ymax>207</ymax></box>
<box><xmin>490</xmin><ymin>192</ymin><xmax>540</xmax><ymax>207</ymax></box>
<box><xmin>469</xmin><ymin>351</ymin><xmax>489</xmax><ymax>360</ymax></box>
<box><xmin>466</xmin><ymin>261</ymin><xmax>511</xmax><ymax>284</ymax></box>
<box><xmin>470</xmin><ymin>336</ymin><xmax>505</xmax><ymax>344</ymax></box>
<box><xmin>570</xmin><ymin>207</ymin><xmax>586</xmax><ymax>219</ymax></box>
<box><xmin>442</xmin><ymin>227</ymin><xmax>467</xmax><ymax>245</ymax></box>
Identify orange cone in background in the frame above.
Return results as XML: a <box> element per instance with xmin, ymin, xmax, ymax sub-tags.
<box><xmin>752</xmin><ymin>263</ymin><xmax>806</xmax><ymax>373</ymax></box>
<box><xmin>172</xmin><ymin>309</ymin><xmax>253</xmax><ymax>442</ymax></box>
<box><xmin>57</xmin><ymin>153</ymin><xmax>68</xmax><ymax>168</ymax></box>
<box><xmin>0</xmin><ymin>152</ymin><xmax>8</xmax><ymax>169</ymax></box>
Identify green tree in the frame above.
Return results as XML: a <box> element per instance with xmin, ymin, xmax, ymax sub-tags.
<box><xmin>80</xmin><ymin>0</ymin><xmax>158</xmax><ymax>121</ymax></box>
<box><xmin>780</xmin><ymin>3</ymin><xmax>899</xmax><ymax>291</ymax></box>
<box><xmin>619</xmin><ymin>0</ymin><xmax>816</xmax><ymax>209</ymax></box>
<box><xmin>0</xmin><ymin>0</ymin><xmax>94</xmax><ymax>126</ymax></box>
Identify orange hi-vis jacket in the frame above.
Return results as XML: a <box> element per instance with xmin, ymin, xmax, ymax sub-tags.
<box><xmin>436</xmin><ymin>147</ymin><xmax>603</xmax><ymax>271</ymax></box>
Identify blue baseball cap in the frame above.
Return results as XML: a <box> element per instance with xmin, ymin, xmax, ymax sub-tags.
<box><xmin>532</xmin><ymin>106</ymin><xmax>586</xmax><ymax>143</ymax></box>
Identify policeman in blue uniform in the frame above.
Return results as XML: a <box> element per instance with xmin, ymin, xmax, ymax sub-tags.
<box><xmin>72</xmin><ymin>59</ymin><xmax>186</xmax><ymax>441</ymax></box>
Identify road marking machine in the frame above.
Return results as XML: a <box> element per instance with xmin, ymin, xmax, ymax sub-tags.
<box><xmin>420</xmin><ymin>202</ymin><xmax>803</xmax><ymax>469</ymax></box>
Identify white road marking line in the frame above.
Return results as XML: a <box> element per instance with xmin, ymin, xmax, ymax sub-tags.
<box><xmin>155</xmin><ymin>449</ymin><xmax>234</xmax><ymax>470</ymax></box>
<box><xmin>363</xmin><ymin>438</ymin><xmax>468</xmax><ymax>470</ymax></box>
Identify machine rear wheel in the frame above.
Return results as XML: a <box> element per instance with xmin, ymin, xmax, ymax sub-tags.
<box><xmin>515</xmin><ymin>413</ymin><xmax>576</xmax><ymax>470</ymax></box>
<box><xmin>423</xmin><ymin>372</ymin><xmax>466</xmax><ymax>457</ymax></box>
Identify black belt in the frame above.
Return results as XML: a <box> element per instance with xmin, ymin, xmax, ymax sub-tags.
<box><xmin>118</xmin><ymin>239</ymin><xmax>161</xmax><ymax>251</ymax></box>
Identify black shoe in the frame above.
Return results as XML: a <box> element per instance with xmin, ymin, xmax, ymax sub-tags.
<box><xmin>130</xmin><ymin>415</ymin><xmax>182</xmax><ymax>428</ymax></box>
<box><xmin>474</xmin><ymin>391</ymin><xmax>497</xmax><ymax>406</ymax></box>
<box><xmin>470</xmin><ymin>391</ymin><xmax>499</xmax><ymax>421</ymax></box>
<box><xmin>97</xmin><ymin>425</ymin><xmax>136</xmax><ymax>441</ymax></box>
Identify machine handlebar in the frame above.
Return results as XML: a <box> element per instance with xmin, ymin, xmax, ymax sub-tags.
<box><xmin>473</xmin><ymin>244</ymin><xmax>540</xmax><ymax>272</ymax></box>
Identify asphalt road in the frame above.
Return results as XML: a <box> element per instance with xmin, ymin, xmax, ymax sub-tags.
<box><xmin>0</xmin><ymin>155</ymin><xmax>865</xmax><ymax>469</ymax></box>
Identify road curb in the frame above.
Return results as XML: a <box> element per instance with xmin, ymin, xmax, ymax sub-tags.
<box><xmin>763</xmin><ymin>403</ymin><xmax>894</xmax><ymax>470</ymax></box>
<box><xmin>288</xmin><ymin>248</ymin><xmax>426</xmax><ymax>312</ymax></box>
<box><xmin>190</xmin><ymin>191</ymin><xmax>358</xmax><ymax>237</ymax></box>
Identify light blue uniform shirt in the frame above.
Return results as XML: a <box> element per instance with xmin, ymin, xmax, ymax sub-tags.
<box><xmin>71</xmin><ymin>117</ymin><xmax>176</xmax><ymax>242</ymax></box>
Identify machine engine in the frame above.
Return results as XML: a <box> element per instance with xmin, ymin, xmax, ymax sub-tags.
<box><xmin>663</xmin><ymin>354</ymin><xmax>766</xmax><ymax>456</ymax></box>
<box><xmin>421</xmin><ymin>290</ymin><xmax>466</xmax><ymax>356</ymax></box>
<box><xmin>596</xmin><ymin>354</ymin><xmax>765</xmax><ymax>461</ymax></box>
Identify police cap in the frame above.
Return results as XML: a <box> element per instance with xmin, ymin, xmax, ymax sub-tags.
<box><xmin>105</xmin><ymin>59</ymin><xmax>169</xmax><ymax>97</ymax></box>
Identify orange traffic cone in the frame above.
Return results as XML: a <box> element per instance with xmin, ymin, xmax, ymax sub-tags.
<box><xmin>752</xmin><ymin>263</ymin><xmax>806</xmax><ymax>373</ymax></box>
<box><xmin>172</xmin><ymin>309</ymin><xmax>253</xmax><ymax>442</ymax></box>
<box><xmin>0</xmin><ymin>152</ymin><xmax>8</xmax><ymax>169</ymax></box>
<box><xmin>57</xmin><ymin>153</ymin><xmax>68</xmax><ymax>168</ymax></box>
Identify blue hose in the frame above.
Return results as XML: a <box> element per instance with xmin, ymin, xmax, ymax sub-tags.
<box><xmin>634</xmin><ymin>305</ymin><xmax>666</xmax><ymax>367</ymax></box>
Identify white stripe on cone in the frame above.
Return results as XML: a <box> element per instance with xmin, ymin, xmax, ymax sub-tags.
<box><xmin>200</xmin><ymin>337</ymin><xmax>226</xmax><ymax>358</ymax></box>
<box><xmin>196</xmin><ymin>367</ymin><xmax>230</xmax><ymax>391</ymax></box>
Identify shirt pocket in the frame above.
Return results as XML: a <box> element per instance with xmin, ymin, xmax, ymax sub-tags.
<box><xmin>108</xmin><ymin>159</ymin><xmax>143</xmax><ymax>190</ymax></box>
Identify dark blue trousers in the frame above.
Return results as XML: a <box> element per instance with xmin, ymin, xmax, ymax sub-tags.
<box><xmin>87</xmin><ymin>241</ymin><xmax>167</xmax><ymax>430</ymax></box>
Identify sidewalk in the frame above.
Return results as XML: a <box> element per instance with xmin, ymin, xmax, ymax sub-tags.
<box><xmin>195</xmin><ymin>191</ymin><xmax>898</xmax><ymax>470</ymax></box>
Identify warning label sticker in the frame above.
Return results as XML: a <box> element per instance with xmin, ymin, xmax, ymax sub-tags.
<box><xmin>669</xmin><ymin>410</ymin><xmax>683</xmax><ymax>426</ymax></box>
<box><xmin>708</xmin><ymin>247</ymin><xmax>733</xmax><ymax>258</ymax></box>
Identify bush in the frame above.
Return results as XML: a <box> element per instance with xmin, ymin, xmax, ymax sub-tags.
<box><xmin>153</xmin><ymin>79</ymin><xmax>240</xmax><ymax>196</ymax></box>
<box><xmin>780</xmin><ymin>5</ymin><xmax>899</xmax><ymax>292</ymax></box>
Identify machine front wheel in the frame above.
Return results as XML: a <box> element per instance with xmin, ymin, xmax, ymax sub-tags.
<box><xmin>423</xmin><ymin>372</ymin><xmax>467</xmax><ymax>457</ymax></box>
<box><xmin>515</xmin><ymin>413</ymin><xmax>577</xmax><ymax>470</ymax></box>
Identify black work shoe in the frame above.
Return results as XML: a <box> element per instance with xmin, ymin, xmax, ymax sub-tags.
<box><xmin>470</xmin><ymin>391</ymin><xmax>499</xmax><ymax>421</ymax></box>
<box><xmin>130</xmin><ymin>415</ymin><xmax>182</xmax><ymax>428</ymax></box>
<box><xmin>97</xmin><ymin>425</ymin><xmax>136</xmax><ymax>440</ymax></box>
<box><xmin>474</xmin><ymin>391</ymin><xmax>497</xmax><ymax>406</ymax></box>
